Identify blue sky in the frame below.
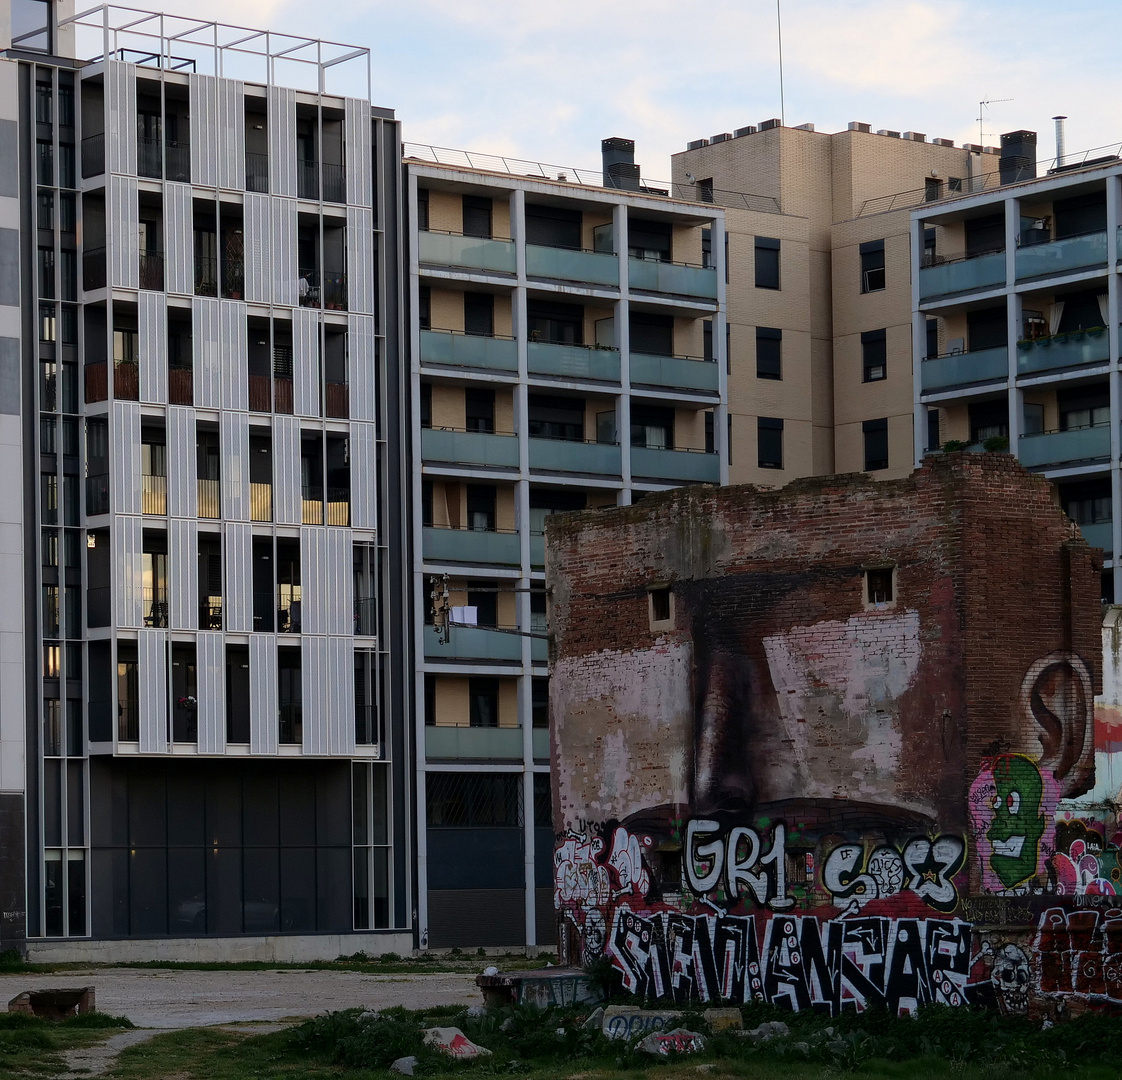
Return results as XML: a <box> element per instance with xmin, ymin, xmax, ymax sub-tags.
<box><xmin>129</xmin><ymin>0</ymin><xmax>1122</xmax><ymax>188</ymax></box>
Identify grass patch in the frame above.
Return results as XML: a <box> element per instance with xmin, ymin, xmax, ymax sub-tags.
<box><xmin>0</xmin><ymin>1010</ymin><xmax>133</xmax><ymax>1077</ymax></box>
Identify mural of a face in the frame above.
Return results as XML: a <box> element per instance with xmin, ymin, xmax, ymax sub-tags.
<box><xmin>986</xmin><ymin>755</ymin><xmax>1045</xmax><ymax>890</ymax></box>
<box><xmin>990</xmin><ymin>943</ymin><xmax>1030</xmax><ymax>1015</ymax></box>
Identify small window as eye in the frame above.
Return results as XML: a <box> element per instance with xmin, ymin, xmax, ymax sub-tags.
<box><xmin>649</xmin><ymin>586</ymin><xmax>673</xmax><ymax>628</ymax></box>
<box><xmin>865</xmin><ymin>568</ymin><xmax>894</xmax><ymax>605</ymax></box>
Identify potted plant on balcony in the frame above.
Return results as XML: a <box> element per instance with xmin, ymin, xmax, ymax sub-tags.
<box><xmin>1087</xmin><ymin>325</ymin><xmax>1106</xmax><ymax>338</ymax></box>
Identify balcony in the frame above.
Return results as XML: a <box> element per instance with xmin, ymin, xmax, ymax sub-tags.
<box><xmin>630</xmin><ymin>352</ymin><xmax>719</xmax><ymax>394</ymax></box>
<box><xmin>169</xmin><ymin>366</ymin><xmax>192</xmax><ymax>406</ymax></box>
<box><xmin>141</xmin><ymin>473</ymin><xmax>166</xmax><ymax>515</ymax></box>
<box><xmin>279</xmin><ymin>702</ymin><xmax>302</xmax><ymax>744</ymax></box>
<box><xmin>423</xmin><ymin>624</ymin><xmax>522</xmax><ymax>661</ymax></box>
<box><xmin>420</xmin><ymin>328</ymin><xmax>518</xmax><ymax>373</ymax></box>
<box><xmin>527</xmin><ymin>341</ymin><xmax>619</xmax><ymax>382</ymax></box>
<box><xmin>195</xmin><ymin>256</ymin><xmax>219</xmax><ymax>298</ymax></box>
<box><xmin>528</xmin><ymin>437</ymin><xmax>621</xmax><ymax>476</ymax></box>
<box><xmin>1078</xmin><ymin>520</ymin><xmax>1113</xmax><ymax>556</ymax></box>
<box><xmin>527</xmin><ymin>245</ymin><xmax>618</xmax><ymax>287</ymax></box>
<box><xmin>83</xmin><ymin>246</ymin><xmax>106</xmax><ymax>291</ymax></box>
<box><xmin>84</xmin><ymin>362</ymin><xmax>107</xmax><ymax>404</ymax></box>
<box><xmin>354</xmin><ymin>596</ymin><xmax>377</xmax><ymax>636</ymax></box>
<box><xmin>425</xmin><ymin>725</ymin><xmax>524</xmax><ymax>761</ymax></box>
<box><xmin>86</xmin><ymin>473</ymin><xmax>109</xmax><ymax>516</ymax></box>
<box><xmin>421</xmin><ymin>427</ymin><xmax>519</xmax><ymax>469</ymax></box>
<box><xmin>325</xmin><ymin>381</ymin><xmax>349</xmax><ymax>419</ymax></box>
<box><xmin>419</xmin><ymin>230</ymin><xmax>516</xmax><ymax>274</ymax></box>
<box><xmin>277</xmin><ymin>593</ymin><xmax>301</xmax><ymax>634</ymax></box>
<box><xmin>302</xmin><ymin>488</ymin><xmax>324</xmax><ymax>525</ymax></box>
<box><xmin>1017</xmin><ymin>330</ymin><xmax>1109</xmax><ymax>376</ymax></box>
<box><xmin>327</xmin><ymin>489</ymin><xmax>350</xmax><ymax>526</ymax></box>
<box><xmin>1018</xmin><ymin>424</ymin><xmax>1111</xmax><ymax>469</ymax></box>
<box><xmin>250</xmin><ymin>482</ymin><xmax>272</xmax><ymax>523</ymax></box>
<box><xmin>139</xmin><ymin>251</ymin><xmax>164</xmax><ymax>291</ymax></box>
<box><xmin>245</xmin><ymin>152</ymin><xmax>268</xmax><ymax>193</ymax></box>
<box><xmin>422</xmin><ymin>526</ymin><xmax>520</xmax><ymax>566</ymax></box>
<box><xmin>530</xmin><ymin>531</ymin><xmax>545</xmax><ymax>568</ymax></box>
<box><xmin>197</xmin><ymin>479</ymin><xmax>220</xmax><ymax>519</ymax></box>
<box><xmin>631</xmin><ymin>446</ymin><xmax>720</xmax><ymax>484</ymax></box>
<box><xmin>249</xmin><ymin>373</ymin><xmax>271</xmax><ymax>412</ymax></box>
<box><xmin>199</xmin><ymin>601</ymin><xmax>223</xmax><ymax>631</ymax></box>
<box><xmin>628</xmin><ymin>257</ymin><xmax>718</xmax><ymax>299</ymax></box>
<box><xmin>921</xmin><ymin>346</ymin><xmax>1008</xmax><ymax>393</ymax></box>
<box><xmin>1016</xmin><ymin>231</ymin><xmax>1108</xmax><ymax>281</ymax></box>
<box><xmin>918</xmin><ymin>250</ymin><xmax>1005</xmax><ymax>301</ymax></box>
<box><xmin>143</xmin><ymin>587</ymin><xmax>168</xmax><ymax>629</ymax></box>
<box><xmin>138</xmin><ymin>137</ymin><xmax>190</xmax><ymax>182</ymax></box>
<box><xmin>80</xmin><ymin>133</ymin><xmax>104</xmax><ymax>178</ymax></box>
<box><xmin>114</xmin><ymin>361</ymin><xmax>139</xmax><ymax>401</ymax></box>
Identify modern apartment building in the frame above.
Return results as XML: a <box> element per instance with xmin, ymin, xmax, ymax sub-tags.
<box><xmin>405</xmin><ymin>143</ymin><xmax>727</xmax><ymax>949</ymax></box>
<box><xmin>0</xmin><ymin>1</ymin><xmax>412</xmax><ymax>959</ymax></box>
<box><xmin>912</xmin><ymin>139</ymin><xmax>1122</xmax><ymax>603</ymax></box>
<box><xmin>672</xmin><ymin>120</ymin><xmax>1002</xmax><ymax>483</ymax></box>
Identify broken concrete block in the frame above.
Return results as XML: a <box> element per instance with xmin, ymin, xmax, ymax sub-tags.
<box><xmin>583</xmin><ymin>1006</ymin><xmax>605</xmax><ymax>1031</ymax></box>
<box><xmin>639</xmin><ymin>1028</ymin><xmax>706</xmax><ymax>1055</ymax></box>
<box><xmin>743</xmin><ymin>1020</ymin><xmax>789</xmax><ymax>1042</ymax></box>
<box><xmin>704</xmin><ymin>1007</ymin><xmax>742</xmax><ymax>1032</ymax></box>
<box><xmin>390</xmin><ymin>1056</ymin><xmax>417</xmax><ymax>1075</ymax></box>
<box><xmin>602</xmin><ymin>1005</ymin><xmax>674</xmax><ymax>1040</ymax></box>
<box><xmin>423</xmin><ymin>1027</ymin><xmax>492</xmax><ymax>1059</ymax></box>
<box><xmin>464</xmin><ymin>1004</ymin><xmax>487</xmax><ymax>1018</ymax></box>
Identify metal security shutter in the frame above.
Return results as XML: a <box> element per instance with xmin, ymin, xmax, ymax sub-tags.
<box><xmin>138</xmin><ymin>290</ymin><xmax>167</xmax><ymax>404</ymax></box>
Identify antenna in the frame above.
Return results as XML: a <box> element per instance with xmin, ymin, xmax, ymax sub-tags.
<box><xmin>776</xmin><ymin>0</ymin><xmax>785</xmax><ymax>127</ymax></box>
<box><xmin>977</xmin><ymin>98</ymin><xmax>1013</xmax><ymax>145</ymax></box>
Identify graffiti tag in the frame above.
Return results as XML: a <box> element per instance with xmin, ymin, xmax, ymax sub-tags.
<box><xmin>822</xmin><ymin>835</ymin><xmax>965</xmax><ymax>912</ymax></box>
<box><xmin>685</xmin><ymin>819</ymin><xmax>793</xmax><ymax>909</ymax></box>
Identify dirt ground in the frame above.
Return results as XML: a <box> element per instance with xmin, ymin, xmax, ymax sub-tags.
<box><xmin>0</xmin><ymin>968</ymin><xmax>482</xmax><ymax>1027</ymax></box>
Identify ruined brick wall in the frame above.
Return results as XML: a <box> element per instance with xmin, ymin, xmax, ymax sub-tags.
<box><xmin>547</xmin><ymin>453</ymin><xmax>1106</xmax><ymax>1018</ymax></box>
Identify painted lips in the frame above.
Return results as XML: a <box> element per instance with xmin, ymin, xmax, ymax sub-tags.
<box><xmin>993</xmin><ymin>836</ymin><xmax>1026</xmax><ymax>858</ymax></box>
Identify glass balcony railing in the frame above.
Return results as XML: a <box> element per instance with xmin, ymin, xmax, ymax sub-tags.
<box><xmin>918</xmin><ymin>251</ymin><xmax>1005</xmax><ymax>300</ymax></box>
<box><xmin>530</xmin><ymin>531</ymin><xmax>545</xmax><ymax>568</ymax></box>
<box><xmin>1016</xmin><ymin>231</ymin><xmax>1108</xmax><ymax>280</ymax></box>
<box><xmin>631</xmin><ymin>446</ymin><xmax>720</xmax><ymax>483</ymax></box>
<box><xmin>527</xmin><ymin>245</ymin><xmax>619</xmax><ymax>287</ymax></box>
<box><xmin>1078</xmin><ymin>520</ymin><xmax>1113</xmax><ymax>556</ymax></box>
<box><xmin>532</xmin><ymin>727</ymin><xmax>549</xmax><ymax>760</ymax></box>
<box><xmin>422</xmin><ymin>526</ymin><xmax>520</xmax><ymax>565</ymax></box>
<box><xmin>920</xmin><ymin>346</ymin><xmax>1008</xmax><ymax>393</ymax></box>
<box><xmin>531</xmin><ymin>635</ymin><xmax>547</xmax><ymax>664</ymax></box>
<box><xmin>630</xmin><ymin>352</ymin><xmax>719</xmax><ymax>393</ymax></box>
<box><xmin>420</xmin><ymin>328</ymin><xmax>518</xmax><ymax>372</ymax></box>
<box><xmin>425</xmin><ymin>725</ymin><xmax>524</xmax><ymax>761</ymax></box>
<box><xmin>1017</xmin><ymin>330</ymin><xmax>1109</xmax><ymax>376</ymax></box>
<box><xmin>419</xmin><ymin>230</ymin><xmax>516</xmax><ymax>274</ymax></box>
<box><xmin>628</xmin><ymin>257</ymin><xmax>718</xmax><ymax>299</ymax></box>
<box><xmin>423</xmin><ymin>624</ymin><xmax>522</xmax><ymax>661</ymax></box>
<box><xmin>421</xmin><ymin>427</ymin><xmax>520</xmax><ymax>469</ymax></box>
<box><xmin>1018</xmin><ymin>424</ymin><xmax>1111</xmax><ymax>468</ymax></box>
<box><xmin>527</xmin><ymin>341</ymin><xmax>620</xmax><ymax>382</ymax></box>
<box><xmin>528</xmin><ymin>437</ymin><xmax>621</xmax><ymax>476</ymax></box>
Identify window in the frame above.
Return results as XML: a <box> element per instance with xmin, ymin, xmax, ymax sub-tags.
<box><xmin>864</xmin><ymin>566</ymin><xmax>895</xmax><ymax>606</ymax></box>
<box><xmin>466</xmin><ymin>484</ymin><xmax>496</xmax><ymax>531</ymax></box>
<box><xmin>1059</xmin><ymin>386</ymin><xmax>1110</xmax><ymax>431</ymax></box>
<box><xmin>525</xmin><ymin>204</ymin><xmax>581</xmax><ymax>250</ymax></box>
<box><xmin>705</xmin><ymin>412</ymin><xmax>714</xmax><ymax>454</ymax></box>
<box><xmin>924</xmin><ymin>178</ymin><xmax>942</xmax><ymax>202</ymax></box>
<box><xmin>698</xmin><ymin>179</ymin><xmax>714</xmax><ymax>204</ymax></box>
<box><xmin>531</xmin><ymin>677</ymin><xmax>549</xmax><ymax>728</ymax></box>
<box><xmin>629</xmin><ymin>312</ymin><xmax>673</xmax><ymax>355</ymax></box>
<box><xmin>860</xmin><ymin>240</ymin><xmax>885</xmax><ymax>293</ymax></box>
<box><xmin>527</xmin><ymin>300</ymin><xmax>582</xmax><ymax>345</ymax></box>
<box><xmin>969</xmin><ymin>400</ymin><xmax>1008</xmax><ymax>443</ymax></box>
<box><xmin>468</xmin><ymin>580</ymin><xmax>497</xmax><ymax>627</ymax></box>
<box><xmin>423</xmin><ymin>674</ymin><xmax>436</xmax><ymax>727</ymax></box>
<box><xmin>462</xmin><ymin>195</ymin><xmax>492</xmax><ymax>239</ymax></box>
<box><xmin>701</xmin><ymin>228</ymin><xmax>712</xmax><ymax>268</ymax></box>
<box><xmin>12</xmin><ymin>0</ymin><xmax>51</xmax><ymax>51</ymax></box>
<box><xmin>648</xmin><ymin>586</ymin><xmax>673</xmax><ymax>630</ymax></box>
<box><xmin>756</xmin><ymin>327</ymin><xmax>781</xmax><ymax>379</ymax></box>
<box><xmin>419</xmin><ymin>383</ymin><xmax>431</xmax><ymax>428</ymax></box>
<box><xmin>967</xmin><ymin>306</ymin><xmax>1006</xmax><ymax>350</ymax></box>
<box><xmin>1023</xmin><ymin>401</ymin><xmax>1044</xmax><ymax>436</ymax></box>
<box><xmin>861</xmin><ymin>329</ymin><xmax>886</xmax><ymax>382</ymax></box>
<box><xmin>463</xmin><ymin>292</ymin><xmax>494</xmax><ymax>337</ymax></box>
<box><xmin>417</xmin><ymin>188</ymin><xmax>429</xmax><ymax>231</ymax></box>
<box><xmin>528</xmin><ymin>394</ymin><xmax>582</xmax><ymax>441</ymax></box>
<box><xmin>1061</xmin><ymin>479</ymin><xmax>1112</xmax><ymax>526</ymax></box>
<box><xmin>863</xmin><ymin>418</ymin><xmax>889</xmax><ymax>471</ymax></box>
<box><xmin>754</xmin><ymin>237</ymin><xmax>780</xmax><ymax>289</ymax></box>
<box><xmin>631</xmin><ymin>405</ymin><xmax>673</xmax><ymax>449</ymax></box>
<box><xmin>703</xmin><ymin>321</ymin><xmax>713</xmax><ymax>361</ymax></box>
<box><xmin>418</xmin><ymin>286</ymin><xmax>430</xmax><ymax>330</ymax></box>
<box><xmin>926</xmin><ymin>409</ymin><xmax>941</xmax><ymax>452</ymax></box>
<box><xmin>465</xmin><ymin>388</ymin><xmax>495</xmax><ymax>433</ymax></box>
<box><xmin>469</xmin><ymin>677</ymin><xmax>500</xmax><ymax>727</ymax></box>
<box><xmin>629</xmin><ymin>219</ymin><xmax>672</xmax><ymax>262</ymax></box>
<box><xmin>925</xmin><ymin>319</ymin><xmax>939</xmax><ymax>360</ymax></box>
<box><xmin>757</xmin><ymin>416</ymin><xmax>783</xmax><ymax>470</ymax></box>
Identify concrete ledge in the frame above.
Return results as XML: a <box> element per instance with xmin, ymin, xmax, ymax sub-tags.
<box><xmin>25</xmin><ymin>932</ymin><xmax>415</xmax><ymax>965</ymax></box>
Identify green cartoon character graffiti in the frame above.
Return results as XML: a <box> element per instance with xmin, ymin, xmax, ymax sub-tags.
<box><xmin>987</xmin><ymin>755</ymin><xmax>1046</xmax><ymax>889</ymax></box>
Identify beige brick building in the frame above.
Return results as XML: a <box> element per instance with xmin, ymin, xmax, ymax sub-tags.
<box><xmin>673</xmin><ymin>121</ymin><xmax>1001</xmax><ymax>481</ymax></box>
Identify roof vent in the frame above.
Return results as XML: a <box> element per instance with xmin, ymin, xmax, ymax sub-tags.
<box><xmin>877</xmin><ymin>129</ymin><xmax>901</xmax><ymax>138</ymax></box>
<box><xmin>999</xmin><ymin>129</ymin><xmax>1037</xmax><ymax>185</ymax></box>
<box><xmin>904</xmin><ymin>131</ymin><xmax>926</xmax><ymax>142</ymax></box>
<box><xmin>710</xmin><ymin>132</ymin><xmax>731</xmax><ymax>143</ymax></box>
<box><xmin>932</xmin><ymin>138</ymin><xmax>955</xmax><ymax>147</ymax></box>
<box><xmin>601</xmin><ymin>137</ymin><xmax>640</xmax><ymax>191</ymax></box>
<box><xmin>686</xmin><ymin>138</ymin><xmax>709</xmax><ymax>151</ymax></box>
<box><xmin>758</xmin><ymin>118</ymin><xmax>781</xmax><ymax>131</ymax></box>
<box><xmin>848</xmin><ymin>122</ymin><xmax>872</xmax><ymax>133</ymax></box>
<box><xmin>963</xmin><ymin>143</ymin><xmax>984</xmax><ymax>153</ymax></box>
<box><xmin>794</xmin><ymin>122</ymin><xmax>814</xmax><ymax>131</ymax></box>
<box><xmin>734</xmin><ymin>125</ymin><xmax>757</xmax><ymax>137</ymax></box>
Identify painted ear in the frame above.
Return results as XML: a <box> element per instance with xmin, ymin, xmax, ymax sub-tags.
<box><xmin>1022</xmin><ymin>652</ymin><xmax>1093</xmax><ymax>796</ymax></box>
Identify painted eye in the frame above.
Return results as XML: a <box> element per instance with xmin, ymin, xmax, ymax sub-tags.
<box><xmin>1008</xmin><ymin>792</ymin><xmax>1021</xmax><ymax>814</ymax></box>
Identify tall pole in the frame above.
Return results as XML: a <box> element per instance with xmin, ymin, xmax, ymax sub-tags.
<box><xmin>776</xmin><ymin>0</ymin><xmax>786</xmax><ymax>126</ymax></box>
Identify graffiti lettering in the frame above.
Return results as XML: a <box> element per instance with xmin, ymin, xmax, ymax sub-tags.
<box><xmin>822</xmin><ymin>835</ymin><xmax>965</xmax><ymax>912</ymax></box>
<box><xmin>1049</xmin><ymin>818</ymin><xmax>1122</xmax><ymax>897</ymax></box>
<box><xmin>684</xmin><ymin>819</ymin><xmax>793</xmax><ymax>909</ymax></box>
<box><xmin>607</xmin><ymin>905</ymin><xmax>973</xmax><ymax>1016</ymax></box>
<box><xmin>1037</xmin><ymin>906</ymin><xmax>1122</xmax><ymax>1002</ymax></box>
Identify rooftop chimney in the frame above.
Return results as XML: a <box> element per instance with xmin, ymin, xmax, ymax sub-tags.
<box><xmin>602</xmin><ymin>137</ymin><xmax>640</xmax><ymax>191</ymax></box>
<box><xmin>999</xmin><ymin>129</ymin><xmax>1037</xmax><ymax>184</ymax></box>
<box><xmin>1053</xmin><ymin>116</ymin><xmax>1067</xmax><ymax>168</ymax></box>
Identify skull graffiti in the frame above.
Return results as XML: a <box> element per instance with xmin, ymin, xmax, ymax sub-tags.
<box><xmin>989</xmin><ymin>943</ymin><xmax>1030</xmax><ymax>1015</ymax></box>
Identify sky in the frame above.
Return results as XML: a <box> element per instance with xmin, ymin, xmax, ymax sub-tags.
<box><xmin>89</xmin><ymin>0</ymin><xmax>1122</xmax><ymax>188</ymax></box>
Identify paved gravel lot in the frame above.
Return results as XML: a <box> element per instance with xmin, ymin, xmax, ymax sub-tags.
<box><xmin>0</xmin><ymin>969</ymin><xmax>481</xmax><ymax>1028</ymax></box>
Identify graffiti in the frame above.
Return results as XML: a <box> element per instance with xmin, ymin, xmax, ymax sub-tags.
<box><xmin>987</xmin><ymin>943</ymin><xmax>1031</xmax><ymax>1015</ymax></box>
<box><xmin>684</xmin><ymin>819</ymin><xmax>792</xmax><ymax>909</ymax></box>
<box><xmin>969</xmin><ymin>755</ymin><xmax>1060</xmax><ymax>892</ymax></box>
<box><xmin>1049</xmin><ymin>818</ymin><xmax>1122</xmax><ymax>897</ymax></box>
<box><xmin>822</xmin><ymin>836</ymin><xmax>965</xmax><ymax>913</ymax></box>
<box><xmin>607</xmin><ymin>906</ymin><xmax>974</xmax><ymax>1016</ymax></box>
<box><xmin>1023</xmin><ymin>652</ymin><xmax>1095</xmax><ymax>797</ymax></box>
<box><xmin>1037</xmin><ymin>906</ymin><xmax>1122</xmax><ymax>1002</ymax></box>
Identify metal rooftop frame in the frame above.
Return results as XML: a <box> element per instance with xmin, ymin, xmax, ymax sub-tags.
<box><xmin>59</xmin><ymin>4</ymin><xmax>371</xmax><ymax>97</ymax></box>
<box><xmin>404</xmin><ymin>142</ymin><xmax>782</xmax><ymax>214</ymax></box>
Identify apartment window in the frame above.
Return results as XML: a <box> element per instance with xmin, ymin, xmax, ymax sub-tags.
<box><xmin>463</xmin><ymin>292</ymin><xmax>494</xmax><ymax>337</ymax></box>
<box><xmin>648</xmin><ymin>586</ymin><xmax>673</xmax><ymax>629</ymax></box>
<box><xmin>466</xmin><ymin>484</ymin><xmax>496</xmax><ymax>531</ymax></box>
<box><xmin>926</xmin><ymin>409</ymin><xmax>941</xmax><ymax>452</ymax></box>
<box><xmin>861</xmin><ymin>329</ymin><xmax>887</xmax><ymax>382</ymax></box>
<box><xmin>757</xmin><ymin>416</ymin><xmax>783</xmax><ymax>470</ymax></box>
<box><xmin>924</xmin><ymin>227</ymin><xmax>937</xmax><ymax>265</ymax></box>
<box><xmin>418</xmin><ymin>286</ymin><xmax>430</xmax><ymax>330</ymax></box>
<box><xmin>967</xmin><ymin>305</ymin><xmax>1006</xmax><ymax>350</ymax></box>
<box><xmin>465</xmin><ymin>388</ymin><xmax>495</xmax><ymax>433</ymax></box>
<box><xmin>705</xmin><ymin>412</ymin><xmax>715</xmax><ymax>454</ymax></box>
<box><xmin>756</xmin><ymin>327</ymin><xmax>782</xmax><ymax>380</ymax></box>
<box><xmin>631</xmin><ymin>405</ymin><xmax>673</xmax><ymax>450</ymax></box>
<box><xmin>532</xmin><ymin>677</ymin><xmax>549</xmax><ymax>728</ymax></box>
<box><xmin>1061</xmin><ymin>479</ymin><xmax>1112</xmax><ymax>526</ymax></box>
<box><xmin>703</xmin><ymin>321</ymin><xmax>713</xmax><ymax>361</ymax></box>
<box><xmin>701</xmin><ymin>228</ymin><xmax>712</xmax><ymax>268</ymax></box>
<box><xmin>525</xmin><ymin>204</ymin><xmax>581</xmax><ymax>250</ymax></box>
<box><xmin>527</xmin><ymin>300</ymin><xmax>582</xmax><ymax>345</ymax></box>
<box><xmin>754</xmin><ymin>237</ymin><xmax>780</xmax><ymax>289</ymax></box>
<box><xmin>629</xmin><ymin>219</ymin><xmax>672</xmax><ymax>262</ymax></box>
<box><xmin>419</xmin><ymin>383</ymin><xmax>432</xmax><ymax>428</ymax></box>
<box><xmin>698</xmin><ymin>179</ymin><xmax>714</xmax><ymax>204</ymax></box>
<box><xmin>468</xmin><ymin>581</ymin><xmax>497</xmax><ymax>627</ymax></box>
<box><xmin>416</xmin><ymin>188</ymin><xmax>429</xmax><ymax>231</ymax></box>
<box><xmin>969</xmin><ymin>400</ymin><xmax>1008</xmax><ymax>443</ymax></box>
<box><xmin>424</xmin><ymin>674</ymin><xmax>436</xmax><ymax>727</ymax></box>
<box><xmin>863</xmin><ymin>418</ymin><xmax>889</xmax><ymax>471</ymax></box>
<box><xmin>528</xmin><ymin>395</ymin><xmax>582</xmax><ymax>441</ymax></box>
<box><xmin>925</xmin><ymin>319</ymin><xmax>939</xmax><ymax>360</ymax></box>
<box><xmin>462</xmin><ymin>195</ymin><xmax>492</xmax><ymax>239</ymax></box>
<box><xmin>1023</xmin><ymin>401</ymin><xmax>1044</xmax><ymax>436</ymax></box>
<box><xmin>924</xmin><ymin>178</ymin><xmax>942</xmax><ymax>202</ymax></box>
<box><xmin>865</xmin><ymin>566</ymin><xmax>895</xmax><ymax>606</ymax></box>
<box><xmin>469</xmin><ymin>677</ymin><xmax>500</xmax><ymax>728</ymax></box>
<box><xmin>1059</xmin><ymin>386</ymin><xmax>1110</xmax><ymax>431</ymax></box>
<box><xmin>860</xmin><ymin>239</ymin><xmax>885</xmax><ymax>293</ymax></box>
